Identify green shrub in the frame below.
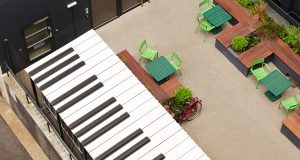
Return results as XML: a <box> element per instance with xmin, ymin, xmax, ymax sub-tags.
<box><xmin>231</xmin><ymin>36</ymin><xmax>249</xmax><ymax>52</ymax></box>
<box><xmin>236</xmin><ymin>0</ymin><xmax>256</xmax><ymax>9</ymax></box>
<box><xmin>292</xmin><ymin>43</ymin><xmax>300</xmax><ymax>54</ymax></box>
<box><xmin>279</xmin><ymin>25</ymin><xmax>300</xmax><ymax>54</ymax></box>
<box><xmin>164</xmin><ymin>87</ymin><xmax>193</xmax><ymax>114</ymax></box>
<box><xmin>174</xmin><ymin>87</ymin><xmax>193</xmax><ymax>105</ymax></box>
<box><xmin>169</xmin><ymin>99</ymin><xmax>185</xmax><ymax>115</ymax></box>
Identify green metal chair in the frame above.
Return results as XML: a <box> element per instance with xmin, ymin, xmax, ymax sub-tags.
<box><xmin>197</xmin><ymin>0</ymin><xmax>214</xmax><ymax>18</ymax></box>
<box><xmin>279</xmin><ymin>95</ymin><xmax>300</xmax><ymax>116</ymax></box>
<box><xmin>138</xmin><ymin>40</ymin><xmax>158</xmax><ymax>63</ymax></box>
<box><xmin>195</xmin><ymin>16</ymin><xmax>215</xmax><ymax>41</ymax></box>
<box><xmin>166</xmin><ymin>52</ymin><xmax>183</xmax><ymax>76</ymax></box>
<box><xmin>248</xmin><ymin>58</ymin><xmax>271</xmax><ymax>89</ymax></box>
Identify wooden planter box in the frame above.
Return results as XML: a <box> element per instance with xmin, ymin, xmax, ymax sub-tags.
<box><xmin>214</xmin><ymin>0</ymin><xmax>300</xmax><ymax>88</ymax></box>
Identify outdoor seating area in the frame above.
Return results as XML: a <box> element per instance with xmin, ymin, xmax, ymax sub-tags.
<box><xmin>117</xmin><ymin>50</ymin><xmax>183</xmax><ymax>102</ymax></box>
<box><xmin>96</xmin><ymin>0</ymin><xmax>300</xmax><ymax>159</ymax></box>
<box><xmin>196</xmin><ymin>1</ymin><xmax>232</xmax><ymax>39</ymax></box>
<box><xmin>3</xmin><ymin>0</ymin><xmax>300</xmax><ymax>159</ymax></box>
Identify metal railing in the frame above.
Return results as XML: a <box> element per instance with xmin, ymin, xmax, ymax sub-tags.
<box><xmin>3</xmin><ymin>62</ymin><xmax>77</xmax><ymax>160</ymax></box>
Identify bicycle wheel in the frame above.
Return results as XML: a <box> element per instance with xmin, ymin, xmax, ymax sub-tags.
<box><xmin>186</xmin><ymin>101</ymin><xmax>202</xmax><ymax>121</ymax></box>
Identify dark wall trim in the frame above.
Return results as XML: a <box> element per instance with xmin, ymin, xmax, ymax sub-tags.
<box><xmin>281</xmin><ymin>123</ymin><xmax>300</xmax><ymax>149</ymax></box>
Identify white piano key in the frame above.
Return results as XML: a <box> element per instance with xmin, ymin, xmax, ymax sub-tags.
<box><xmin>128</xmin><ymin>120</ymin><xmax>184</xmax><ymax>159</ymax></box>
<box><xmin>42</xmin><ymin>50</ymin><xmax>116</xmax><ymax>95</ymax></box>
<box><xmin>84</xmin><ymin>98</ymin><xmax>159</xmax><ymax>153</ymax></box>
<box><xmin>36</xmin><ymin>46</ymin><xmax>114</xmax><ymax>88</ymax></box>
<box><xmin>31</xmin><ymin>37</ymin><xmax>106</xmax><ymax>80</ymax></box>
<box><xmin>142</xmin><ymin>113</ymin><xmax>175</xmax><ymax>138</ymax></box>
<box><xmin>97</xmin><ymin>61</ymin><xmax>127</xmax><ymax>82</ymax></box>
<box><xmin>70</xmin><ymin>79</ymin><xmax>144</xmax><ymax>133</ymax></box>
<box><xmin>116</xmin><ymin>83</ymin><xmax>146</xmax><ymax>105</ymax></box>
<box><xmin>177</xmin><ymin>146</ymin><xmax>205</xmax><ymax>160</ymax></box>
<box><xmin>138</xmin><ymin>129</ymin><xmax>189</xmax><ymax>160</ymax></box>
<box><xmin>78</xmin><ymin>108</ymin><xmax>126</xmax><ymax>142</ymax></box>
<box><xmin>89</xmin><ymin>106</ymin><xmax>166</xmax><ymax>157</ymax></box>
<box><xmin>36</xmin><ymin>58</ymin><xmax>82</xmax><ymax>87</ymax></box>
<box><xmin>71</xmin><ymin>101</ymin><xmax>119</xmax><ymax>134</ymax></box>
<box><xmin>31</xmin><ymin>51</ymin><xmax>77</xmax><ymax>81</ymax></box>
<box><xmin>77</xmin><ymin>98</ymin><xmax>159</xmax><ymax>151</ymax></box>
<box><xmin>78</xmin><ymin>41</ymin><xmax>108</xmax><ymax>60</ymax></box>
<box><xmin>107</xmin><ymin>113</ymin><xmax>175</xmax><ymax>159</ymax></box>
<box><xmin>164</xmin><ymin>138</ymin><xmax>197</xmax><ymax>160</ymax></box>
<box><xmin>63</xmin><ymin>82</ymin><xmax>144</xmax><ymax>126</ymax></box>
<box><xmin>25</xmin><ymin>30</ymin><xmax>96</xmax><ymax>73</ymax></box>
<box><xmin>71</xmin><ymin>35</ymin><xmax>102</xmax><ymax>56</ymax></box>
<box><xmin>107</xmin><ymin>133</ymin><xmax>147</xmax><ymax>160</ymax></box>
<box><xmin>45</xmin><ymin>51</ymin><xmax>118</xmax><ymax>98</ymax></box>
<box><xmin>198</xmin><ymin>154</ymin><xmax>210</xmax><ymax>160</ymax></box>
<box><xmin>53</xmin><ymin>79</ymin><xmax>102</xmax><ymax>110</ymax></box>
<box><xmin>122</xmin><ymin>90</ymin><xmax>153</xmax><ymax>113</ymax></box>
<box><xmin>79</xmin><ymin>89</ymin><xmax>154</xmax><ymax>144</ymax></box>
<box><xmin>59</xmin><ymin>69</ymin><xmax>132</xmax><ymax>119</ymax></box>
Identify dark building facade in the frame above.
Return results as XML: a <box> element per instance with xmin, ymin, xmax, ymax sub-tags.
<box><xmin>0</xmin><ymin>0</ymin><xmax>144</xmax><ymax>74</ymax></box>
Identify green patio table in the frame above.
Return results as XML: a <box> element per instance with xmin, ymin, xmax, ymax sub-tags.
<box><xmin>203</xmin><ymin>5</ymin><xmax>232</xmax><ymax>34</ymax></box>
<box><xmin>260</xmin><ymin>70</ymin><xmax>292</xmax><ymax>102</ymax></box>
<box><xmin>145</xmin><ymin>56</ymin><xmax>176</xmax><ymax>82</ymax></box>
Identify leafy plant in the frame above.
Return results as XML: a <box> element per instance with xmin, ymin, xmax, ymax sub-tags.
<box><xmin>163</xmin><ymin>87</ymin><xmax>193</xmax><ymax>114</ymax></box>
<box><xmin>250</xmin><ymin>0</ymin><xmax>268</xmax><ymax>22</ymax></box>
<box><xmin>248</xmin><ymin>34</ymin><xmax>260</xmax><ymax>47</ymax></box>
<box><xmin>231</xmin><ymin>36</ymin><xmax>249</xmax><ymax>52</ymax></box>
<box><xmin>173</xmin><ymin>87</ymin><xmax>193</xmax><ymax>105</ymax></box>
<box><xmin>236</xmin><ymin>0</ymin><xmax>256</xmax><ymax>9</ymax></box>
<box><xmin>279</xmin><ymin>25</ymin><xmax>300</xmax><ymax>54</ymax></box>
<box><xmin>255</xmin><ymin>20</ymin><xmax>281</xmax><ymax>39</ymax></box>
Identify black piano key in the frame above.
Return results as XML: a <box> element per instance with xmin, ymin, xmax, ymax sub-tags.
<box><xmin>69</xmin><ymin>97</ymin><xmax>117</xmax><ymax>129</ymax></box>
<box><xmin>50</xmin><ymin>75</ymin><xmax>97</xmax><ymax>106</ymax></box>
<box><xmin>152</xmin><ymin>154</ymin><xmax>166</xmax><ymax>160</ymax></box>
<box><xmin>81</xmin><ymin>112</ymin><xmax>130</xmax><ymax>146</ymax></box>
<box><xmin>75</xmin><ymin>104</ymin><xmax>123</xmax><ymax>137</ymax></box>
<box><xmin>39</xmin><ymin>61</ymin><xmax>85</xmax><ymax>90</ymax></box>
<box><xmin>96</xmin><ymin>129</ymin><xmax>144</xmax><ymax>160</ymax></box>
<box><xmin>114</xmin><ymin>137</ymin><xmax>151</xmax><ymax>160</ymax></box>
<box><xmin>57</xmin><ymin>82</ymin><xmax>103</xmax><ymax>113</ymax></box>
<box><xmin>29</xmin><ymin>47</ymin><xmax>74</xmax><ymax>76</ymax></box>
<box><xmin>34</xmin><ymin>54</ymin><xmax>80</xmax><ymax>83</ymax></box>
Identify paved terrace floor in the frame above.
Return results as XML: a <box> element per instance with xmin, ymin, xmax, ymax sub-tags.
<box><xmin>96</xmin><ymin>0</ymin><xmax>300</xmax><ymax>159</ymax></box>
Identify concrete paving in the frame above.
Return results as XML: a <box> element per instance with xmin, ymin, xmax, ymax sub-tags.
<box><xmin>96</xmin><ymin>0</ymin><xmax>300</xmax><ymax>159</ymax></box>
<box><xmin>0</xmin><ymin>97</ymin><xmax>48</xmax><ymax>160</ymax></box>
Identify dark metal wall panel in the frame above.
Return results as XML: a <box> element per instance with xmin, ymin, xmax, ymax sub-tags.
<box><xmin>0</xmin><ymin>0</ymin><xmax>91</xmax><ymax>73</ymax></box>
<box><xmin>122</xmin><ymin>0</ymin><xmax>140</xmax><ymax>12</ymax></box>
<box><xmin>91</xmin><ymin>0</ymin><xmax>118</xmax><ymax>28</ymax></box>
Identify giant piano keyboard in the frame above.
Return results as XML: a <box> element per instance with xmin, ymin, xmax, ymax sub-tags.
<box><xmin>25</xmin><ymin>30</ymin><xmax>210</xmax><ymax>160</ymax></box>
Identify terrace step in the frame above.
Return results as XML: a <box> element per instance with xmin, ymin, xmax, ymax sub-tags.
<box><xmin>160</xmin><ymin>76</ymin><xmax>183</xmax><ymax>98</ymax></box>
<box><xmin>238</xmin><ymin>41</ymin><xmax>273</xmax><ymax>68</ymax></box>
<box><xmin>281</xmin><ymin>110</ymin><xmax>300</xmax><ymax>149</ymax></box>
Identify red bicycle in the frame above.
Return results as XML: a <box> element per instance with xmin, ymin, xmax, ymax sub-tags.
<box><xmin>164</xmin><ymin>97</ymin><xmax>202</xmax><ymax>123</ymax></box>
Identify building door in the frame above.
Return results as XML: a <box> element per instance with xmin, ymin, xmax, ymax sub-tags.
<box><xmin>122</xmin><ymin>0</ymin><xmax>140</xmax><ymax>13</ymax></box>
<box><xmin>91</xmin><ymin>0</ymin><xmax>118</xmax><ymax>28</ymax></box>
